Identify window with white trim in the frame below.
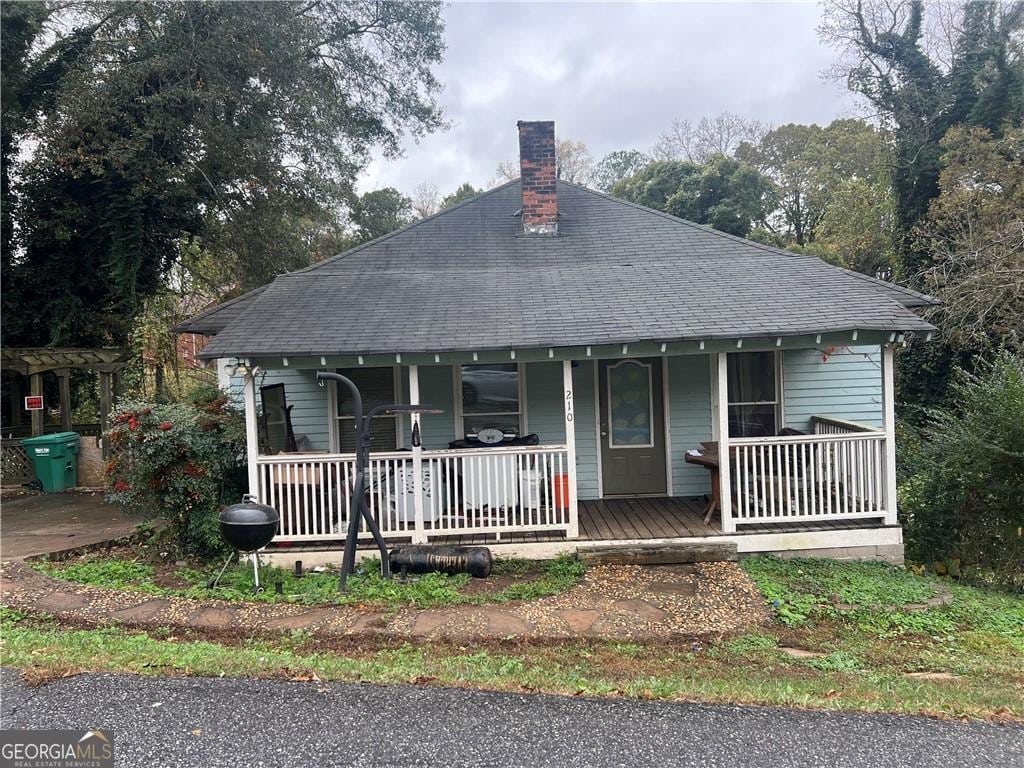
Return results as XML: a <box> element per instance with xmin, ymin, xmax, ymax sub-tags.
<box><xmin>727</xmin><ymin>351</ymin><xmax>780</xmax><ymax>437</ymax></box>
<box><xmin>334</xmin><ymin>367</ymin><xmax>400</xmax><ymax>452</ymax></box>
<box><xmin>458</xmin><ymin>364</ymin><xmax>522</xmax><ymax>438</ymax></box>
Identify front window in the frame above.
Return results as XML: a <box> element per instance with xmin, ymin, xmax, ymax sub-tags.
<box><xmin>459</xmin><ymin>364</ymin><xmax>521</xmax><ymax>438</ymax></box>
<box><xmin>727</xmin><ymin>352</ymin><xmax>779</xmax><ymax>437</ymax></box>
<box><xmin>335</xmin><ymin>367</ymin><xmax>399</xmax><ymax>452</ymax></box>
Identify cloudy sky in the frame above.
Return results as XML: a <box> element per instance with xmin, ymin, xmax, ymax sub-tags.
<box><xmin>360</xmin><ymin>1</ymin><xmax>860</xmax><ymax>196</ymax></box>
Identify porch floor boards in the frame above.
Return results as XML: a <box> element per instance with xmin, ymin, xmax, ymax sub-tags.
<box><xmin>312</xmin><ymin>496</ymin><xmax>886</xmax><ymax>550</ymax></box>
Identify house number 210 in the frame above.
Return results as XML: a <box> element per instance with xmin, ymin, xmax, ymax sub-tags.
<box><xmin>565</xmin><ymin>389</ymin><xmax>574</xmax><ymax>422</ymax></box>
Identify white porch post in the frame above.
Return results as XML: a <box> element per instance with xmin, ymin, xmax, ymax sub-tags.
<box><xmin>714</xmin><ymin>352</ymin><xmax>735</xmax><ymax>533</ymax></box>
<box><xmin>881</xmin><ymin>344</ymin><xmax>899</xmax><ymax>525</ymax></box>
<box><xmin>408</xmin><ymin>365</ymin><xmax>428</xmax><ymax>543</ymax></box>
<box><xmin>562</xmin><ymin>359</ymin><xmax>580</xmax><ymax>539</ymax></box>
<box><xmin>242</xmin><ymin>367</ymin><xmax>260</xmax><ymax>499</ymax></box>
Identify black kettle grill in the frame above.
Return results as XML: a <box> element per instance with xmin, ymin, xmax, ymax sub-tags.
<box><xmin>208</xmin><ymin>494</ymin><xmax>280</xmax><ymax>593</ymax></box>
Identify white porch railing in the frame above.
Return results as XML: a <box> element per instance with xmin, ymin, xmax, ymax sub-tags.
<box><xmin>730</xmin><ymin>430</ymin><xmax>888</xmax><ymax>524</ymax></box>
<box><xmin>256</xmin><ymin>444</ymin><xmax>574</xmax><ymax>543</ymax></box>
<box><xmin>810</xmin><ymin>415</ymin><xmax>879</xmax><ymax>435</ymax></box>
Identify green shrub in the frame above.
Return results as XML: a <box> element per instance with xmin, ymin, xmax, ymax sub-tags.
<box><xmin>898</xmin><ymin>351</ymin><xmax>1024</xmax><ymax>586</ymax></box>
<box><xmin>105</xmin><ymin>393</ymin><xmax>246</xmax><ymax>555</ymax></box>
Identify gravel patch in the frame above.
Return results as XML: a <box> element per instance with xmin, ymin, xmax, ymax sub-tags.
<box><xmin>1</xmin><ymin>559</ymin><xmax>769</xmax><ymax>643</ymax></box>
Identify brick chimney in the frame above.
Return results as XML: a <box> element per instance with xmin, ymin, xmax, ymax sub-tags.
<box><xmin>517</xmin><ymin>120</ymin><xmax>558</xmax><ymax>234</ymax></box>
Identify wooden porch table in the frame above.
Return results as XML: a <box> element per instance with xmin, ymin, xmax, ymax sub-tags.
<box><xmin>684</xmin><ymin>442</ymin><xmax>733</xmax><ymax>524</ymax></box>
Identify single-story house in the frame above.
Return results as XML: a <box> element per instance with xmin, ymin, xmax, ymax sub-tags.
<box><xmin>178</xmin><ymin>121</ymin><xmax>937</xmax><ymax>565</ymax></box>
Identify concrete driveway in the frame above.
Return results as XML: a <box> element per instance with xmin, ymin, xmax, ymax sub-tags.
<box><xmin>0</xmin><ymin>491</ymin><xmax>138</xmax><ymax>560</ymax></box>
<box><xmin>1</xmin><ymin>669</ymin><xmax>1020</xmax><ymax>767</ymax></box>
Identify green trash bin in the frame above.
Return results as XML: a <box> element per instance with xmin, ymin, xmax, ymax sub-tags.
<box><xmin>22</xmin><ymin>432</ymin><xmax>81</xmax><ymax>493</ymax></box>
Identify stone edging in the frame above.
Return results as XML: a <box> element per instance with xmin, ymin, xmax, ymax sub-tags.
<box><xmin>0</xmin><ymin>560</ymin><xmax>769</xmax><ymax>646</ymax></box>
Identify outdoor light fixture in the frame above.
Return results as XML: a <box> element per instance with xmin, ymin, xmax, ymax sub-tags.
<box><xmin>316</xmin><ymin>371</ymin><xmax>441</xmax><ymax>591</ymax></box>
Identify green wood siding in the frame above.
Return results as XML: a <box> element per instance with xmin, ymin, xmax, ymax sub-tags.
<box><xmin>783</xmin><ymin>345</ymin><xmax>883</xmax><ymax>431</ymax></box>
<box><xmin>571</xmin><ymin>361</ymin><xmax>599</xmax><ymax>500</ymax></box>
<box><xmin>256</xmin><ymin>368</ymin><xmax>333</xmax><ymax>451</ymax></box>
<box><xmin>523</xmin><ymin>361</ymin><xmax>599</xmax><ymax>499</ymax></box>
<box><xmin>238</xmin><ymin>347</ymin><xmax>881</xmax><ymax>497</ymax></box>
<box><xmin>404</xmin><ymin>365</ymin><xmax>457</xmax><ymax>449</ymax></box>
<box><xmin>667</xmin><ymin>355</ymin><xmax>713</xmax><ymax>497</ymax></box>
<box><xmin>525</xmin><ymin>362</ymin><xmax>566</xmax><ymax>442</ymax></box>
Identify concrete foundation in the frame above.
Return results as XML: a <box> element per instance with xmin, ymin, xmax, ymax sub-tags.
<box><xmin>754</xmin><ymin>543</ymin><xmax>905</xmax><ymax>565</ymax></box>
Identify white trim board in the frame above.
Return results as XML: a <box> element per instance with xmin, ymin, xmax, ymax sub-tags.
<box><xmin>662</xmin><ymin>355</ymin><xmax>673</xmax><ymax>496</ymax></box>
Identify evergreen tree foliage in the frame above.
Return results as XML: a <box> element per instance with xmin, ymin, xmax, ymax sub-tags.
<box><xmin>1</xmin><ymin>1</ymin><xmax>445</xmax><ymax>347</ymax></box>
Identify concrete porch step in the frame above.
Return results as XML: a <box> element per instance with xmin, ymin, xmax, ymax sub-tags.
<box><xmin>577</xmin><ymin>541</ymin><xmax>738</xmax><ymax>566</ymax></box>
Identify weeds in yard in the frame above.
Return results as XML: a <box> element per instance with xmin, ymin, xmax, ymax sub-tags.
<box><xmin>12</xmin><ymin>555</ymin><xmax>1023</xmax><ymax>721</ymax></box>
<box><xmin>2</xmin><ymin>610</ymin><xmax>1020</xmax><ymax>721</ymax></box>
<box><xmin>721</xmin><ymin>633</ymin><xmax>778</xmax><ymax>656</ymax></box>
<box><xmin>490</xmin><ymin>558</ymin><xmax>533</xmax><ymax>577</ymax></box>
<box><xmin>801</xmin><ymin>651</ymin><xmax>862</xmax><ymax>673</ymax></box>
<box><xmin>740</xmin><ymin>555</ymin><xmax>1024</xmax><ymax>643</ymax></box>
<box><xmin>32</xmin><ymin>554</ymin><xmax>586</xmax><ymax>609</ymax></box>
<box><xmin>39</xmin><ymin>559</ymin><xmax>162</xmax><ymax>592</ymax></box>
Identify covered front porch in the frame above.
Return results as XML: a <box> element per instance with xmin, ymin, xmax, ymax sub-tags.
<box><xmin>234</xmin><ymin>333</ymin><xmax>901</xmax><ymax>556</ymax></box>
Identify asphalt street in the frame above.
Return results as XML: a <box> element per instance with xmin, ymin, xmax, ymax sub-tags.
<box><xmin>1</xmin><ymin>668</ymin><xmax>1020</xmax><ymax>767</ymax></box>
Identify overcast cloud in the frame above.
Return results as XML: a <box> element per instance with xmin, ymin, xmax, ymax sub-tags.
<box><xmin>360</xmin><ymin>1</ymin><xmax>858</xmax><ymax>196</ymax></box>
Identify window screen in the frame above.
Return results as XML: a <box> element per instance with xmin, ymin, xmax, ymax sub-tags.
<box><xmin>459</xmin><ymin>364</ymin><xmax>521</xmax><ymax>438</ymax></box>
<box><xmin>335</xmin><ymin>367</ymin><xmax>398</xmax><ymax>452</ymax></box>
<box><xmin>727</xmin><ymin>352</ymin><xmax>779</xmax><ymax>438</ymax></box>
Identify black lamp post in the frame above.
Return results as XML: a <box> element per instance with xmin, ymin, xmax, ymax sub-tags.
<box><xmin>316</xmin><ymin>371</ymin><xmax>441</xmax><ymax>591</ymax></box>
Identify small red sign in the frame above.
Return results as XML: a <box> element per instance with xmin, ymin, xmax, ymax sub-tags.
<box><xmin>24</xmin><ymin>395</ymin><xmax>43</xmax><ymax>411</ymax></box>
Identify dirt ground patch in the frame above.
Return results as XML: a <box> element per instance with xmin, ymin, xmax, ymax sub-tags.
<box><xmin>0</xmin><ymin>491</ymin><xmax>139</xmax><ymax>561</ymax></box>
<box><xmin>1</xmin><ymin>558</ymin><xmax>767</xmax><ymax>643</ymax></box>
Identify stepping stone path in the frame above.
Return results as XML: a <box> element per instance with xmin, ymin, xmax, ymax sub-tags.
<box><xmin>0</xmin><ymin>559</ymin><xmax>770</xmax><ymax>644</ymax></box>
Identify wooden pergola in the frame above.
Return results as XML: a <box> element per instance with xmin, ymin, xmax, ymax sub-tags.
<box><xmin>1</xmin><ymin>348</ymin><xmax>130</xmax><ymax>454</ymax></box>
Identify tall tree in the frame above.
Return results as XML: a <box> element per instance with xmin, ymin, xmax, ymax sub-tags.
<box><xmin>737</xmin><ymin>119</ymin><xmax>893</xmax><ymax>247</ymax></box>
<box><xmin>664</xmin><ymin>157</ymin><xmax>777</xmax><ymax>238</ymax></box>
<box><xmin>411</xmin><ymin>181</ymin><xmax>440</xmax><ymax>218</ymax></box>
<box><xmin>611</xmin><ymin>161</ymin><xmax>700</xmax><ymax>211</ymax></box>
<box><xmin>440</xmin><ymin>182</ymin><xmax>479</xmax><ymax>209</ymax></box>
<box><xmin>555</xmin><ymin>139</ymin><xmax>595</xmax><ymax>184</ymax></box>
<box><xmin>819</xmin><ymin>0</ymin><xmax>1024</xmax><ymax>275</ymax></box>
<box><xmin>652</xmin><ymin>112</ymin><xmax>768</xmax><ymax>164</ymax></box>
<box><xmin>592</xmin><ymin>150</ymin><xmax>651</xmax><ymax>193</ymax></box>
<box><xmin>612</xmin><ymin>157</ymin><xmax>776</xmax><ymax>238</ymax></box>
<box><xmin>916</xmin><ymin>126</ymin><xmax>1024</xmax><ymax>349</ymax></box>
<box><xmin>494</xmin><ymin>160</ymin><xmax>519</xmax><ymax>184</ymax></box>
<box><xmin>350</xmin><ymin>187</ymin><xmax>413</xmax><ymax>243</ymax></box>
<box><xmin>1</xmin><ymin>1</ymin><xmax>446</xmax><ymax>347</ymax></box>
<box><xmin>809</xmin><ymin>176</ymin><xmax>899</xmax><ymax>275</ymax></box>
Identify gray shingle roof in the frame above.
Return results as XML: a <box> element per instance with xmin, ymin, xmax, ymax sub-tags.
<box><xmin>195</xmin><ymin>181</ymin><xmax>935</xmax><ymax>359</ymax></box>
<box><xmin>173</xmin><ymin>286</ymin><xmax>267</xmax><ymax>335</ymax></box>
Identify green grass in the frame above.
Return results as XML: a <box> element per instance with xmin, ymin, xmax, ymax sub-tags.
<box><xmin>32</xmin><ymin>554</ymin><xmax>585</xmax><ymax>610</ymax></box>
<box><xmin>10</xmin><ymin>556</ymin><xmax>1023</xmax><ymax>721</ymax></box>
<box><xmin>2</xmin><ymin>607</ymin><xmax>1020</xmax><ymax>721</ymax></box>
<box><xmin>45</xmin><ymin>559</ymin><xmax>164</xmax><ymax>592</ymax></box>
<box><xmin>740</xmin><ymin>555</ymin><xmax>1024</xmax><ymax>641</ymax></box>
